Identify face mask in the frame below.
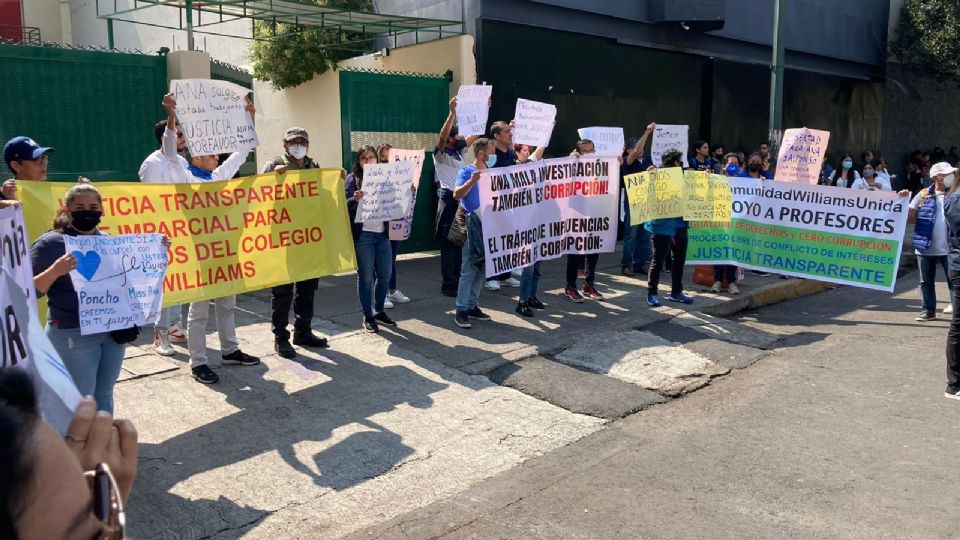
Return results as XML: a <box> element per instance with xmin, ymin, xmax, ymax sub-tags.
<box><xmin>486</xmin><ymin>155</ymin><xmax>497</xmax><ymax>168</ymax></box>
<box><xmin>945</xmin><ymin>174</ymin><xmax>955</xmax><ymax>188</ymax></box>
<box><xmin>863</xmin><ymin>169</ymin><xmax>875</xmax><ymax>177</ymax></box>
<box><xmin>287</xmin><ymin>144</ymin><xmax>307</xmax><ymax>160</ymax></box>
<box><xmin>724</xmin><ymin>164</ymin><xmax>739</xmax><ymax>176</ymax></box>
<box><xmin>70</xmin><ymin>210</ymin><xmax>102</xmax><ymax>232</ymax></box>
<box><xmin>747</xmin><ymin>162</ymin><xmax>761</xmax><ymax>172</ymax></box>
<box><xmin>842</xmin><ymin>160</ymin><xmax>853</xmax><ymax>169</ymax></box>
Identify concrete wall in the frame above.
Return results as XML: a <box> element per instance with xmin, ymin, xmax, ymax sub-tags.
<box><xmin>21</xmin><ymin>0</ymin><xmax>66</xmax><ymax>42</ymax></box>
<box><xmin>254</xmin><ymin>34</ymin><xmax>476</xmax><ymax>170</ymax></box>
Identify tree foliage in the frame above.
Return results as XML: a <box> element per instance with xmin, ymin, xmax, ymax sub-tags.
<box><xmin>250</xmin><ymin>0</ymin><xmax>373</xmax><ymax>90</ymax></box>
<box><xmin>890</xmin><ymin>0</ymin><xmax>960</xmax><ymax>81</ymax></box>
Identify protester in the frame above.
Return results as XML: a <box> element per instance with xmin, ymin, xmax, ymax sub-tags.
<box><xmin>139</xmin><ymin>93</ymin><xmax>189</xmax><ymax>356</ymax></box>
<box><xmin>0</xmin><ymin>368</ymin><xmax>138</xmax><ymax>539</ymax></box>
<box><xmin>345</xmin><ymin>146</ymin><xmax>398</xmax><ymax>333</ymax></box>
<box><xmin>486</xmin><ymin>121</ymin><xmax>521</xmax><ymax>291</ymax></box>
<box><xmin>723</xmin><ymin>153</ymin><xmax>742</xmax><ymax>177</ymax></box>
<box><xmin>852</xmin><ymin>162</ymin><xmax>890</xmax><ymax>191</ymax></box>
<box><xmin>514</xmin><ymin>142</ymin><xmax>547</xmax><ymax>317</ymax></box>
<box><xmin>875</xmin><ymin>157</ymin><xmax>892</xmax><ymax>187</ymax></box>
<box><xmin>646</xmin><ymin>149</ymin><xmax>694</xmax><ymax>307</ymax></box>
<box><xmin>948</xmin><ymin>146</ymin><xmax>960</xmax><ymax>167</ymax></box>
<box><xmin>688</xmin><ymin>140</ymin><xmax>715</xmax><ymax>171</ymax></box>
<box><xmin>621</xmin><ymin>124</ymin><xmax>656</xmax><ymax>276</ymax></box>
<box><xmin>939</xmin><ymin>166</ymin><xmax>960</xmax><ymax>401</ymax></box>
<box><xmin>826</xmin><ymin>154</ymin><xmax>861</xmax><ymax>188</ymax></box>
<box><xmin>710</xmin><ymin>144</ymin><xmax>725</xmax><ymax>173</ymax></box>
<box><xmin>739</xmin><ymin>152</ymin><xmax>773</xmax><ymax>180</ymax></box>
<box><xmin>374</xmin><ymin>143</ymin><xmax>412</xmax><ymax>309</ymax></box>
<box><xmin>564</xmin><ymin>139</ymin><xmax>604</xmax><ymax>302</ymax></box>
<box><xmin>3</xmin><ymin>136</ymin><xmax>56</xmax><ymax>199</ymax></box>
<box><xmin>904</xmin><ymin>162</ymin><xmax>955</xmax><ymax>322</ymax></box>
<box><xmin>261</xmin><ymin>127</ymin><xmax>330</xmax><ymax>358</ymax></box>
<box><xmin>758</xmin><ymin>141</ymin><xmax>776</xmax><ymax>171</ymax></box>
<box><xmin>712</xmin><ymin>151</ymin><xmax>741</xmax><ymax>295</ymax></box>
<box><xmin>452</xmin><ymin>138</ymin><xmax>495</xmax><ymax>329</ymax></box>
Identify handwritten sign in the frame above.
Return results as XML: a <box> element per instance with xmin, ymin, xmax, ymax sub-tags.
<box><xmin>776</xmin><ymin>128</ymin><xmax>830</xmax><ymax>184</ymax></box>
<box><xmin>64</xmin><ymin>234</ymin><xmax>167</xmax><ymax>335</ymax></box>
<box><xmin>682</xmin><ymin>170</ymin><xmax>733</xmax><ymax>222</ymax></box>
<box><xmin>171</xmin><ymin>78</ymin><xmax>258</xmax><ymax>157</ymax></box>
<box><xmin>456</xmin><ymin>85</ymin><xmax>492</xmax><ymax>136</ymax></box>
<box><xmin>651</xmin><ymin>124</ymin><xmax>689</xmax><ymax>167</ymax></box>
<box><xmin>623</xmin><ymin>167</ymin><xmax>685</xmax><ymax>226</ymax></box>
<box><xmin>358</xmin><ymin>161</ymin><xmax>415</xmax><ymax>223</ymax></box>
<box><xmin>0</xmin><ymin>205</ymin><xmax>38</xmax><ymax>368</ymax></box>
<box><xmin>387</xmin><ymin>149</ymin><xmax>425</xmax><ymax>241</ymax></box>
<box><xmin>513</xmin><ymin>98</ymin><xmax>556</xmax><ymax>147</ymax></box>
<box><xmin>577</xmin><ymin>127</ymin><xmax>624</xmax><ymax>157</ymax></box>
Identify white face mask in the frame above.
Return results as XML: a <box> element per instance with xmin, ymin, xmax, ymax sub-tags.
<box><xmin>944</xmin><ymin>174</ymin><xmax>955</xmax><ymax>188</ymax></box>
<box><xmin>287</xmin><ymin>144</ymin><xmax>308</xmax><ymax>160</ymax></box>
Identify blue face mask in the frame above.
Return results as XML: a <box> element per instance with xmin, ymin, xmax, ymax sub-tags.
<box><xmin>842</xmin><ymin>160</ymin><xmax>853</xmax><ymax>170</ymax></box>
<box><xmin>724</xmin><ymin>164</ymin><xmax>739</xmax><ymax>176</ymax></box>
<box><xmin>486</xmin><ymin>155</ymin><xmax>497</xmax><ymax>168</ymax></box>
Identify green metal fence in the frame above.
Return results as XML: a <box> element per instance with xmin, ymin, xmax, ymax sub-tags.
<box><xmin>339</xmin><ymin>68</ymin><xmax>449</xmax><ymax>253</ymax></box>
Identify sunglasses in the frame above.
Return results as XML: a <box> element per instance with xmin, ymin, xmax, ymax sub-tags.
<box><xmin>22</xmin><ymin>154</ymin><xmax>49</xmax><ymax>166</ymax></box>
<box><xmin>84</xmin><ymin>463</ymin><xmax>125</xmax><ymax>540</ymax></box>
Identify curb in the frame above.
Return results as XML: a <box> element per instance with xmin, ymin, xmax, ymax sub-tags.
<box><xmin>700</xmin><ymin>278</ymin><xmax>834</xmax><ymax>317</ymax></box>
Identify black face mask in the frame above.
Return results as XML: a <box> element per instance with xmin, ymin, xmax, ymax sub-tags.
<box><xmin>747</xmin><ymin>162</ymin><xmax>762</xmax><ymax>172</ymax></box>
<box><xmin>70</xmin><ymin>210</ymin><xmax>102</xmax><ymax>232</ymax></box>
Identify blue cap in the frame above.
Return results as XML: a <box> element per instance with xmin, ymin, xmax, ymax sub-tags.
<box><xmin>4</xmin><ymin>136</ymin><xmax>55</xmax><ymax>168</ymax></box>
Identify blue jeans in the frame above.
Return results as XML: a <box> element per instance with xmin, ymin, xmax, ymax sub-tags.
<box><xmin>389</xmin><ymin>240</ymin><xmax>400</xmax><ymax>290</ymax></box>
<box><xmin>456</xmin><ymin>211</ymin><xmax>486</xmax><ymax>312</ymax></box>
<box><xmin>520</xmin><ymin>261</ymin><xmax>542</xmax><ymax>301</ymax></box>
<box><xmin>46</xmin><ymin>325</ymin><xmax>126</xmax><ymax>413</ymax></box>
<box><xmin>621</xmin><ymin>224</ymin><xmax>652</xmax><ymax>268</ymax></box>
<box><xmin>919</xmin><ymin>254</ymin><xmax>953</xmax><ymax>315</ymax></box>
<box><xmin>356</xmin><ymin>230</ymin><xmax>392</xmax><ymax>317</ymax></box>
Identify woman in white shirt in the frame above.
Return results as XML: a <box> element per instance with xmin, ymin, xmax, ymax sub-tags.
<box><xmin>827</xmin><ymin>154</ymin><xmax>861</xmax><ymax>188</ymax></box>
<box><xmin>851</xmin><ymin>163</ymin><xmax>890</xmax><ymax>191</ymax></box>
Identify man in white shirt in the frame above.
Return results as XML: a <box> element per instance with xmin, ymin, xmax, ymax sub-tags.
<box><xmin>904</xmin><ymin>162</ymin><xmax>955</xmax><ymax>322</ymax></box>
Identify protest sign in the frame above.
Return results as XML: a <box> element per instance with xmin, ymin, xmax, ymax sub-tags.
<box><xmin>171</xmin><ymin>78</ymin><xmax>259</xmax><ymax>157</ymax></box>
<box><xmin>651</xmin><ymin>124</ymin><xmax>689</xmax><ymax>167</ymax></box>
<box><xmin>682</xmin><ymin>170</ymin><xmax>733</xmax><ymax>222</ymax></box>
<box><xmin>477</xmin><ymin>155</ymin><xmax>619</xmax><ymax>277</ymax></box>
<box><xmin>19</xmin><ymin>169</ymin><xmax>357</xmax><ymax>306</ymax></box>
<box><xmin>64</xmin><ymin>234</ymin><xmax>166</xmax><ymax>335</ymax></box>
<box><xmin>456</xmin><ymin>85</ymin><xmax>492</xmax><ymax>136</ymax></box>
<box><xmin>776</xmin><ymin>128</ymin><xmax>830</xmax><ymax>184</ymax></box>
<box><xmin>687</xmin><ymin>179</ymin><xmax>909</xmax><ymax>291</ymax></box>
<box><xmin>0</xmin><ymin>205</ymin><xmax>38</xmax><ymax>368</ymax></box>
<box><xmin>623</xmin><ymin>167</ymin><xmax>685</xmax><ymax>226</ymax></box>
<box><xmin>387</xmin><ymin>149</ymin><xmax>426</xmax><ymax>241</ymax></box>
<box><xmin>577</xmin><ymin>127</ymin><xmax>624</xmax><ymax>156</ymax></box>
<box><xmin>358</xmin><ymin>161</ymin><xmax>416</xmax><ymax>223</ymax></box>
<box><xmin>513</xmin><ymin>98</ymin><xmax>557</xmax><ymax>147</ymax></box>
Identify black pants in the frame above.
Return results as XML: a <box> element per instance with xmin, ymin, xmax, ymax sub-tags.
<box><xmin>714</xmin><ymin>265</ymin><xmax>737</xmax><ymax>284</ymax></box>
<box><xmin>435</xmin><ymin>189</ymin><xmax>462</xmax><ymax>293</ymax></box>
<box><xmin>648</xmin><ymin>228</ymin><xmax>688</xmax><ymax>295</ymax></box>
<box><xmin>566</xmin><ymin>254</ymin><xmax>598</xmax><ymax>288</ymax></box>
<box><xmin>947</xmin><ymin>272</ymin><xmax>960</xmax><ymax>390</ymax></box>
<box><xmin>271</xmin><ymin>278</ymin><xmax>319</xmax><ymax>340</ymax></box>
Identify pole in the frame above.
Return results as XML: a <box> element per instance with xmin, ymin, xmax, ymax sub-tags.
<box><xmin>107</xmin><ymin>18</ymin><xmax>114</xmax><ymax>49</ymax></box>
<box><xmin>185</xmin><ymin>0</ymin><xmax>195</xmax><ymax>51</ymax></box>
<box><xmin>767</xmin><ymin>0</ymin><xmax>785</xmax><ymax>152</ymax></box>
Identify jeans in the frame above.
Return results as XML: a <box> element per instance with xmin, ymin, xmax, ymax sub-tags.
<box><xmin>714</xmin><ymin>265</ymin><xmax>737</xmax><ymax>284</ymax></box>
<box><xmin>356</xmin><ymin>230</ymin><xmax>392</xmax><ymax>317</ymax></box>
<box><xmin>271</xmin><ymin>278</ymin><xmax>319</xmax><ymax>340</ymax></box>
<box><xmin>389</xmin><ymin>240</ymin><xmax>400</xmax><ymax>291</ymax></box>
<box><xmin>649</xmin><ymin>228</ymin><xmax>689</xmax><ymax>295</ymax></box>
<box><xmin>947</xmin><ymin>271</ymin><xmax>960</xmax><ymax>390</ymax></box>
<box><xmin>46</xmin><ymin>325</ymin><xmax>125</xmax><ymax>413</ymax></box>
<box><xmin>520</xmin><ymin>262</ymin><xmax>542</xmax><ymax>301</ymax></box>
<box><xmin>621</xmin><ymin>203</ymin><xmax>652</xmax><ymax>268</ymax></box>
<box><xmin>919</xmin><ymin>255</ymin><xmax>953</xmax><ymax>315</ymax></box>
<box><xmin>435</xmin><ymin>189</ymin><xmax>462</xmax><ymax>293</ymax></box>
<box><xmin>566</xmin><ymin>254</ymin><xmax>598</xmax><ymax>288</ymax></box>
<box><xmin>456</xmin><ymin>211</ymin><xmax>486</xmax><ymax>312</ymax></box>
<box><xmin>187</xmin><ymin>296</ymin><xmax>240</xmax><ymax>367</ymax></box>
<box><xmin>154</xmin><ymin>305</ymin><xmax>183</xmax><ymax>328</ymax></box>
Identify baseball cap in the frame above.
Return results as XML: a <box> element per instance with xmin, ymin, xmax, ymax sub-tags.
<box><xmin>930</xmin><ymin>161</ymin><xmax>957</xmax><ymax>178</ymax></box>
<box><xmin>4</xmin><ymin>136</ymin><xmax>55</xmax><ymax>167</ymax></box>
<box><xmin>283</xmin><ymin>127</ymin><xmax>309</xmax><ymax>143</ymax></box>
<box><xmin>625</xmin><ymin>137</ymin><xmax>639</xmax><ymax>150</ymax></box>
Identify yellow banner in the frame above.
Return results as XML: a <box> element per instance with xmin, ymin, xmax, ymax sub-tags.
<box><xmin>623</xmin><ymin>167</ymin><xmax>685</xmax><ymax>226</ymax></box>
<box><xmin>682</xmin><ymin>170</ymin><xmax>733</xmax><ymax>223</ymax></box>
<box><xmin>20</xmin><ymin>169</ymin><xmax>357</xmax><ymax>306</ymax></box>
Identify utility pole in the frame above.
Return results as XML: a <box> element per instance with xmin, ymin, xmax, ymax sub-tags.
<box><xmin>767</xmin><ymin>0</ymin><xmax>785</xmax><ymax>153</ymax></box>
<box><xmin>185</xmin><ymin>0</ymin><xmax>195</xmax><ymax>51</ymax></box>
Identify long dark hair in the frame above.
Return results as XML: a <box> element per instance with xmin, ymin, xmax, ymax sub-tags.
<box><xmin>350</xmin><ymin>145</ymin><xmax>378</xmax><ymax>181</ymax></box>
<box><xmin>52</xmin><ymin>183</ymin><xmax>103</xmax><ymax>232</ymax></box>
<box><xmin>832</xmin><ymin>153</ymin><xmax>856</xmax><ymax>187</ymax></box>
<box><xmin>0</xmin><ymin>368</ymin><xmax>40</xmax><ymax>539</ymax></box>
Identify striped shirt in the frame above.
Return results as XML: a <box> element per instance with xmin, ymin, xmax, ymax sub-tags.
<box><xmin>434</xmin><ymin>150</ymin><xmax>465</xmax><ymax>191</ymax></box>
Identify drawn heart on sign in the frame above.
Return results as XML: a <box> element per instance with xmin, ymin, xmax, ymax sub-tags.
<box><xmin>71</xmin><ymin>250</ymin><xmax>101</xmax><ymax>281</ymax></box>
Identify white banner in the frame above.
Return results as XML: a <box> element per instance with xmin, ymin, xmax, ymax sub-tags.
<box><xmin>577</xmin><ymin>127</ymin><xmax>624</xmax><ymax>157</ymax></box>
<box><xmin>513</xmin><ymin>98</ymin><xmax>556</xmax><ymax>147</ymax></box>
<box><xmin>478</xmin><ymin>156</ymin><xmax>619</xmax><ymax>277</ymax></box>
<box><xmin>456</xmin><ymin>85</ymin><xmax>492</xmax><ymax>136</ymax></box>
<box><xmin>651</xmin><ymin>124</ymin><xmax>689</xmax><ymax>167</ymax></box>
<box><xmin>387</xmin><ymin>149</ymin><xmax>426</xmax><ymax>241</ymax></box>
<box><xmin>64</xmin><ymin>234</ymin><xmax>167</xmax><ymax>335</ymax></box>
<box><xmin>171</xmin><ymin>78</ymin><xmax>258</xmax><ymax>157</ymax></box>
<box><xmin>357</xmin><ymin>162</ymin><xmax>415</xmax><ymax>223</ymax></box>
<box><xmin>0</xmin><ymin>205</ymin><xmax>39</xmax><ymax>368</ymax></box>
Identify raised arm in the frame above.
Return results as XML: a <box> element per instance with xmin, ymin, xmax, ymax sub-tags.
<box><xmin>627</xmin><ymin>122</ymin><xmax>656</xmax><ymax>165</ymax></box>
<box><xmin>436</xmin><ymin>97</ymin><xmax>458</xmax><ymax>154</ymax></box>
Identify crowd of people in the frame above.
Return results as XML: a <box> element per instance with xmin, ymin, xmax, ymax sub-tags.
<box><xmin>4</xmin><ymin>90</ymin><xmax>960</xmax><ymax>537</ymax></box>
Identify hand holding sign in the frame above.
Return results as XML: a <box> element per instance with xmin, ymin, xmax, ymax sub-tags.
<box><xmin>513</xmin><ymin>99</ymin><xmax>557</xmax><ymax>147</ymax></box>
<box><xmin>357</xmin><ymin>161</ymin><xmax>416</xmax><ymax>223</ymax></box>
<box><xmin>171</xmin><ymin>78</ymin><xmax>259</xmax><ymax>157</ymax></box>
<box><xmin>577</xmin><ymin>127</ymin><xmax>624</xmax><ymax>157</ymax></box>
<box><xmin>456</xmin><ymin>85</ymin><xmax>492</xmax><ymax>136</ymax></box>
<box><xmin>776</xmin><ymin>128</ymin><xmax>829</xmax><ymax>184</ymax></box>
<box><xmin>651</xmin><ymin>124</ymin><xmax>689</xmax><ymax>167</ymax></box>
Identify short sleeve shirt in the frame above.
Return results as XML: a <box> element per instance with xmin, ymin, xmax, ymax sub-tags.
<box><xmin>456</xmin><ymin>165</ymin><xmax>480</xmax><ymax>213</ymax></box>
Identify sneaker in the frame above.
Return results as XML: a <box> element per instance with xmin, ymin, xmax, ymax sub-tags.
<box><xmin>946</xmin><ymin>387</ymin><xmax>960</xmax><ymax>401</ymax></box>
<box><xmin>466</xmin><ymin>307</ymin><xmax>491</xmax><ymax>321</ymax></box>
<box><xmin>633</xmin><ymin>265</ymin><xmax>649</xmax><ymax>275</ymax></box>
<box><xmin>516</xmin><ymin>301</ymin><xmax>534</xmax><ymax>317</ymax></box>
<box><xmin>153</xmin><ymin>329</ymin><xmax>176</xmax><ymax>356</ymax></box>
<box><xmin>647</xmin><ymin>294</ymin><xmax>661</xmax><ymax>307</ymax></box>
<box><xmin>374</xmin><ymin>312</ymin><xmax>397</xmax><ymax>327</ymax></box>
<box><xmin>750</xmin><ymin>270</ymin><xmax>771</xmax><ymax>277</ymax></box>
<box><xmin>582</xmin><ymin>283</ymin><xmax>604</xmax><ymax>300</ymax></box>
<box><xmin>192</xmin><ymin>365</ymin><xmax>219</xmax><ymax>384</ymax></box>
<box><xmin>363</xmin><ymin>316</ymin><xmax>379</xmax><ymax>333</ymax></box>
<box><xmin>384</xmin><ymin>298</ymin><xmax>395</xmax><ymax>310</ymax></box>
<box><xmin>292</xmin><ymin>332</ymin><xmax>329</xmax><ymax>348</ymax></box>
<box><xmin>440</xmin><ymin>287</ymin><xmax>458</xmax><ymax>298</ymax></box>
<box><xmin>621</xmin><ymin>266</ymin><xmax>635</xmax><ymax>277</ymax></box>
<box><xmin>728</xmin><ymin>282</ymin><xmax>740</xmax><ymax>295</ymax></box>
<box><xmin>527</xmin><ymin>296</ymin><xmax>547</xmax><ymax>310</ymax></box>
<box><xmin>501</xmin><ymin>277</ymin><xmax>521</xmax><ymax>288</ymax></box>
<box><xmin>387</xmin><ymin>289</ymin><xmax>410</xmax><ymax>303</ymax></box>
<box><xmin>946</xmin><ymin>304</ymin><xmax>954</xmax><ymax>315</ymax></box>
<box><xmin>564</xmin><ymin>285</ymin><xmax>584</xmax><ymax>303</ymax></box>
<box><xmin>668</xmin><ymin>292</ymin><xmax>694</xmax><ymax>305</ymax></box>
<box><xmin>916</xmin><ymin>312</ymin><xmax>937</xmax><ymax>322</ymax></box>
<box><xmin>274</xmin><ymin>339</ymin><xmax>296</xmax><ymax>359</ymax></box>
<box><xmin>222</xmin><ymin>350</ymin><xmax>261</xmax><ymax>366</ymax></box>
<box><xmin>710</xmin><ymin>281</ymin><xmax>722</xmax><ymax>293</ymax></box>
<box><xmin>168</xmin><ymin>321</ymin><xmax>187</xmax><ymax>342</ymax></box>
<box><xmin>485</xmin><ymin>280</ymin><xmax>501</xmax><ymax>291</ymax></box>
<box><xmin>455</xmin><ymin>310</ymin><xmax>472</xmax><ymax>328</ymax></box>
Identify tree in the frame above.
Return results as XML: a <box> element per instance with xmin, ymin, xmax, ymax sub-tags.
<box><xmin>250</xmin><ymin>0</ymin><xmax>373</xmax><ymax>90</ymax></box>
<box><xmin>890</xmin><ymin>0</ymin><xmax>960</xmax><ymax>81</ymax></box>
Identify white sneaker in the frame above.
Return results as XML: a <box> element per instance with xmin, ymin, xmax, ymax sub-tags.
<box><xmin>511</xmin><ymin>270</ymin><xmax>523</xmax><ymax>279</ymax></box>
<box><xmin>384</xmin><ymin>298</ymin><xmax>395</xmax><ymax>309</ymax></box>
<box><xmin>485</xmin><ymin>280</ymin><xmax>501</xmax><ymax>291</ymax></box>
<box><xmin>728</xmin><ymin>282</ymin><xmax>740</xmax><ymax>295</ymax></box>
<box><xmin>501</xmin><ymin>277</ymin><xmax>521</xmax><ymax>287</ymax></box>
<box><xmin>710</xmin><ymin>281</ymin><xmax>722</xmax><ymax>293</ymax></box>
<box><xmin>168</xmin><ymin>321</ymin><xmax>187</xmax><ymax>342</ymax></box>
<box><xmin>153</xmin><ymin>329</ymin><xmax>176</xmax><ymax>356</ymax></box>
<box><xmin>387</xmin><ymin>289</ymin><xmax>410</xmax><ymax>303</ymax></box>
<box><xmin>945</xmin><ymin>304</ymin><xmax>954</xmax><ymax>315</ymax></box>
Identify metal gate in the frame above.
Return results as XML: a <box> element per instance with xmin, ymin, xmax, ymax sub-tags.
<box><xmin>339</xmin><ymin>68</ymin><xmax>449</xmax><ymax>253</ymax></box>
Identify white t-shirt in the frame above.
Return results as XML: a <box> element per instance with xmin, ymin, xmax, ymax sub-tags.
<box><xmin>910</xmin><ymin>189</ymin><xmax>949</xmax><ymax>256</ymax></box>
<box><xmin>851</xmin><ymin>177</ymin><xmax>890</xmax><ymax>191</ymax></box>
<box><xmin>829</xmin><ymin>169</ymin><xmax>862</xmax><ymax>188</ymax></box>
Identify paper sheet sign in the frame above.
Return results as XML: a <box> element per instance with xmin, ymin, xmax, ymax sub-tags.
<box><xmin>171</xmin><ymin>78</ymin><xmax>259</xmax><ymax>157</ymax></box>
<box><xmin>512</xmin><ymin>98</ymin><xmax>556</xmax><ymax>147</ymax></box>
<box><xmin>456</xmin><ymin>85</ymin><xmax>492</xmax><ymax>136</ymax></box>
<box><xmin>387</xmin><ymin>149</ymin><xmax>426</xmax><ymax>241</ymax></box>
<box><xmin>651</xmin><ymin>124</ymin><xmax>689</xmax><ymax>167</ymax></box>
<box><xmin>577</xmin><ymin>127</ymin><xmax>624</xmax><ymax>157</ymax></box>
<box><xmin>776</xmin><ymin>128</ymin><xmax>830</xmax><ymax>184</ymax></box>
<box><xmin>358</xmin><ymin>162</ymin><xmax>416</xmax><ymax>223</ymax></box>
